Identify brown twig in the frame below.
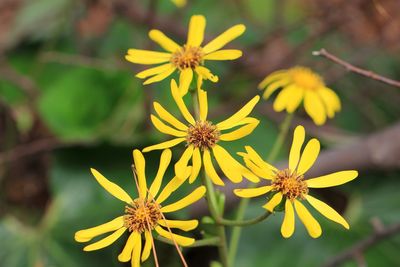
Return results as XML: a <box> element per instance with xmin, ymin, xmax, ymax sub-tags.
<box><xmin>313</xmin><ymin>48</ymin><xmax>400</xmax><ymax>88</ymax></box>
<box><xmin>322</xmin><ymin>221</ymin><xmax>400</xmax><ymax>267</ymax></box>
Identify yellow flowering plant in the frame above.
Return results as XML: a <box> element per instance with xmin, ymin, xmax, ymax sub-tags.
<box><xmin>74</xmin><ymin>13</ymin><xmax>360</xmax><ymax>267</ymax></box>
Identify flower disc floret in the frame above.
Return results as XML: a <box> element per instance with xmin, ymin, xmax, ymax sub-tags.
<box><xmin>272</xmin><ymin>169</ymin><xmax>308</xmax><ymax>200</ymax></box>
<box><xmin>124</xmin><ymin>199</ymin><xmax>162</xmax><ymax>233</ymax></box>
<box><xmin>172</xmin><ymin>45</ymin><xmax>204</xmax><ymax>70</ymax></box>
<box><xmin>186</xmin><ymin>121</ymin><xmax>220</xmax><ymax>150</ymax></box>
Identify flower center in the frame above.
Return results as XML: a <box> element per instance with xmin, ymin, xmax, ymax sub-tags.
<box><xmin>124</xmin><ymin>199</ymin><xmax>162</xmax><ymax>233</ymax></box>
<box><xmin>187</xmin><ymin>121</ymin><xmax>220</xmax><ymax>150</ymax></box>
<box><xmin>272</xmin><ymin>169</ymin><xmax>308</xmax><ymax>200</ymax></box>
<box><xmin>171</xmin><ymin>45</ymin><xmax>204</xmax><ymax>70</ymax></box>
<box><xmin>288</xmin><ymin>67</ymin><xmax>324</xmax><ymax>91</ymax></box>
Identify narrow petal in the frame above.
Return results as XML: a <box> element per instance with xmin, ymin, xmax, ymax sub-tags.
<box><xmin>219</xmin><ymin>120</ymin><xmax>259</xmax><ymax>141</ymax></box>
<box><xmin>258</xmin><ymin>71</ymin><xmax>287</xmax><ymax>89</ymax></box>
<box><xmin>90</xmin><ymin>169</ymin><xmax>132</xmax><ymax>204</ymax></box>
<box><xmin>243</xmin><ymin>146</ymin><xmax>277</xmax><ymax>172</ymax></box>
<box><xmin>187</xmin><ymin>15</ymin><xmax>206</xmax><ymax>47</ymax></box>
<box><xmin>203</xmin><ymin>24</ymin><xmax>246</xmax><ymax>54</ymax></box>
<box><xmin>242</xmin><ymin>157</ymin><xmax>273</xmax><ymax>179</ymax></box>
<box><xmin>142</xmin><ymin>138</ymin><xmax>186</xmax><ymax>153</ymax></box>
<box><xmin>133</xmin><ymin>149</ymin><xmax>147</xmax><ymax>199</ymax></box>
<box><xmin>262</xmin><ymin>79</ymin><xmax>289</xmax><ymax>99</ymax></box>
<box><xmin>262</xmin><ymin>192</ymin><xmax>283</xmax><ymax>212</ymax></box>
<box><xmin>131</xmin><ymin>232</ymin><xmax>142</xmax><ymax>267</ymax></box>
<box><xmin>155</xmin><ymin>226</ymin><xmax>195</xmax><ymax>246</ymax></box>
<box><xmin>296</xmin><ymin>138</ymin><xmax>320</xmax><ymax>175</ymax></box>
<box><xmin>153</xmin><ymin>102</ymin><xmax>188</xmax><ymax>131</ymax></box>
<box><xmin>281</xmin><ymin>200</ymin><xmax>295</xmax><ymax>238</ymax></box>
<box><xmin>141</xmin><ymin>231</ymin><xmax>153</xmax><ymax>262</ymax></box>
<box><xmin>273</xmin><ymin>85</ymin><xmax>303</xmax><ymax>113</ymax></box>
<box><xmin>234</xmin><ymin>186</ymin><xmax>273</xmax><ymax>198</ymax></box>
<box><xmin>149</xmin><ymin>29</ymin><xmax>180</xmax><ymax>52</ymax></box>
<box><xmin>306</xmin><ymin>195</ymin><xmax>349</xmax><ymax>229</ymax></box>
<box><xmin>158</xmin><ymin>219</ymin><xmax>199</xmax><ymax>231</ymax></box>
<box><xmin>217</xmin><ymin>95</ymin><xmax>260</xmax><ymax>130</ymax></box>
<box><xmin>294</xmin><ymin>200</ymin><xmax>322</xmax><ymax>238</ymax></box>
<box><xmin>136</xmin><ymin>63</ymin><xmax>172</xmax><ymax>79</ymax></box>
<box><xmin>203</xmin><ymin>49</ymin><xmax>242</xmax><ymax>60</ymax></box>
<box><xmin>195</xmin><ymin>66</ymin><xmax>218</xmax><ymax>82</ymax></box>
<box><xmin>83</xmin><ymin>227</ymin><xmax>126</xmax><ymax>251</ymax></box>
<box><xmin>75</xmin><ymin>216</ymin><xmax>125</xmax><ymax>243</ymax></box>
<box><xmin>203</xmin><ymin>149</ymin><xmax>225</xmax><ymax>186</ymax></box>
<box><xmin>143</xmin><ymin>66</ymin><xmax>176</xmax><ymax>85</ymax></box>
<box><xmin>179</xmin><ymin>68</ymin><xmax>193</xmax><ymax>96</ymax></box>
<box><xmin>156</xmin><ymin>168</ymin><xmax>192</xmax><ymax>204</ymax></box>
<box><xmin>171</xmin><ymin>79</ymin><xmax>196</xmax><ymax>125</ymax></box>
<box><xmin>118</xmin><ymin>232</ymin><xmax>139</xmax><ymax>262</ymax></box>
<box><xmin>212</xmin><ymin>145</ymin><xmax>243</xmax><ymax>183</ymax></box>
<box><xmin>288</xmin><ymin>125</ymin><xmax>305</xmax><ymax>171</ymax></box>
<box><xmin>160</xmin><ymin>186</ymin><xmax>206</xmax><ymax>213</ymax></box>
<box><xmin>175</xmin><ymin>146</ymin><xmax>194</xmax><ymax>179</ymax></box>
<box><xmin>149</xmin><ymin>149</ymin><xmax>172</xmax><ymax>199</ymax></box>
<box><xmin>317</xmin><ymin>87</ymin><xmax>341</xmax><ymax>118</ymax></box>
<box><xmin>151</xmin><ymin>115</ymin><xmax>187</xmax><ymax>137</ymax></box>
<box><xmin>125</xmin><ymin>49</ymin><xmax>171</xmax><ymax>65</ymax></box>
<box><xmin>241</xmin><ymin>166</ymin><xmax>261</xmax><ymax>183</ymax></box>
<box><xmin>189</xmin><ymin>148</ymin><xmax>202</xmax><ymax>183</ymax></box>
<box><xmin>198</xmin><ymin>89</ymin><xmax>208</xmax><ymax>121</ymax></box>
<box><xmin>304</xmin><ymin>91</ymin><xmax>327</xmax><ymax>125</ymax></box>
<box><xmin>306</xmin><ymin>170</ymin><xmax>358</xmax><ymax>188</ymax></box>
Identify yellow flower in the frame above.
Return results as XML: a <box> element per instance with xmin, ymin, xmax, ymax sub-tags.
<box><xmin>259</xmin><ymin>66</ymin><xmax>341</xmax><ymax>125</ymax></box>
<box><xmin>125</xmin><ymin>15</ymin><xmax>245</xmax><ymax>95</ymax></box>
<box><xmin>234</xmin><ymin>125</ymin><xmax>358</xmax><ymax>238</ymax></box>
<box><xmin>143</xmin><ymin>79</ymin><xmax>260</xmax><ymax>186</ymax></box>
<box><xmin>171</xmin><ymin>0</ymin><xmax>186</xmax><ymax>7</ymax></box>
<box><xmin>75</xmin><ymin>149</ymin><xmax>206</xmax><ymax>267</ymax></box>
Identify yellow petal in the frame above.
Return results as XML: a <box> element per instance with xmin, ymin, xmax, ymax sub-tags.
<box><xmin>219</xmin><ymin>120</ymin><xmax>259</xmax><ymax>141</ymax></box>
<box><xmin>242</xmin><ymin>157</ymin><xmax>273</xmax><ymax>179</ymax></box>
<box><xmin>143</xmin><ymin>65</ymin><xmax>176</xmax><ymax>85</ymax></box>
<box><xmin>217</xmin><ymin>95</ymin><xmax>260</xmax><ymax>130</ymax></box>
<box><xmin>136</xmin><ymin>63</ymin><xmax>173</xmax><ymax>79</ymax></box>
<box><xmin>189</xmin><ymin>148</ymin><xmax>202</xmax><ymax>183</ymax></box>
<box><xmin>262</xmin><ymin>79</ymin><xmax>289</xmax><ymax>99</ymax></box>
<box><xmin>155</xmin><ymin>226</ymin><xmax>195</xmax><ymax>246</ymax></box>
<box><xmin>198</xmin><ymin>89</ymin><xmax>208</xmax><ymax>121</ymax></box>
<box><xmin>243</xmin><ymin>146</ymin><xmax>277</xmax><ymax>172</ymax></box>
<box><xmin>149</xmin><ymin>149</ymin><xmax>172</xmax><ymax>198</ymax></box>
<box><xmin>294</xmin><ymin>199</ymin><xmax>322</xmax><ymax>238</ymax></box>
<box><xmin>234</xmin><ymin>186</ymin><xmax>273</xmax><ymax>198</ymax></box>
<box><xmin>118</xmin><ymin>232</ymin><xmax>139</xmax><ymax>262</ymax></box>
<box><xmin>241</xmin><ymin>165</ymin><xmax>261</xmax><ymax>183</ymax></box>
<box><xmin>83</xmin><ymin>227</ymin><xmax>126</xmax><ymax>251</ymax></box>
<box><xmin>90</xmin><ymin>169</ymin><xmax>132</xmax><ymax>204</ymax></box>
<box><xmin>158</xmin><ymin>219</ymin><xmax>199</xmax><ymax>231</ymax></box>
<box><xmin>179</xmin><ymin>68</ymin><xmax>193</xmax><ymax>96</ymax></box>
<box><xmin>203</xmin><ymin>24</ymin><xmax>246</xmax><ymax>54</ymax></box>
<box><xmin>288</xmin><ymin>125</ymin><xmax>305</xmax><ymax>171</ymax></box>
<box><xmin>125</xmin><ymin>49</ymin><xmax>171</xmax><ymax>64</ymax></box>
<box><xmin>75</xmin><ymin>216</ymin><xmax>125</xmax><ymax>243</ymax></box>
<box><xmin>296</xmin><ymin>138</ymin><xmax>320</xmax><ymax>175</ymax></box>
<box><xmin>149</xmin><ymin>29</ymin><xmax>180</xmax><ymax>52</ymax></box>
<box><xmin>132</xmin><ymin>149</ymin><xmax>147</xmax><ymax>199</ymax></box>
<box><xmin>131</xmin><ymin>232</ymin><xmax>142</xmax><ymax>267</ymax></box>
<box><xmin>281</xmin><ymin>200</ymin><xmax>295</xmax><ymax>238</ymax></box>
<box><xmin>203</xmin><ymin>49</ymin><xmax>242</xmax><ymax>60</ymax></box>
<box><xmin>212</xmin><ymin>145</ymin><xmax>242</xmax><ymax>183</ymax></box>
<box><xmin>306</xmin><ymin>170</ymin><xmax>358</xmax><ymax>188</ymax></box>
<box><xmin>203</xmin><ymin>149</ymin><xmax>225</xmax><ymax>186</ymax></box>
<box><xmin>187</xmin><ymin>15</ymin><xmax>206</xmax><ymax>47</ymax></box>
<box><xmin>153</xmin><ymin>102</ymin><xmax>188</xmax><ymax>131</ymax></box>
<box><xmin>160</xmin><ymin>186</ymin><xmax>206</xmax><ymax>213</ymax></box>
<box><xmin>156</xmin><ymin>168</ymin><xmax>192</xmax><ymax>204</ymax></box>
<box><xmin>142</xmin><ymin>137</ymin><xmax>186</xmax><ymax>152</ymax></box>
<box><xmin>306</xmin><ymin>195</ymin><xmax>349</xmax><ymax>229</ymax></box>
<box><xmin>171</xmin><ymin>0</ymin><xmax>186</xmax><ymax>8</ymax></box>
<box><xmin>175</xmin><ymin>146</ymin><xmax>194</xmax><ymax>179</ymax></box>
<box><xmin>317</xmin><ymin>87</ymin><xmax>341</xmax><ymax>118</ymax></box>
<box><xmin>195</xmin><ymin>66</ymin><xmax>218</xmax><ymax>82</ymax></box>
<box><xmin>171</xmin><ymin>79</ymin><xmax>196</xmax><ymax>125</ymax></box>
<box><xmin>273</xmin><ymin>85</ymin><xmax>303</xmax><ymax>113</ymax></box>
<box><xmin>262</xmin><ymin>192</ymin><xmax>283</xmax><ymax>212</ymax></box>
<box><xmin>151</xmin><ymin>114</ymin><xmax>187</xmax><ymax>137</ymax></box>
<box><xmin>141</xmin><ymin>231</ymin><xmax>152</xmax><ymax>262</ymax></box>
<box><xmin>258</xmin><ymin>70</ymin><xmax>287</xmax><ymax>89</ymax></box>
<box><xmin>304</xmin><ymin>91</ymin><xmax>326</xmax><ymax>125</ymax></box>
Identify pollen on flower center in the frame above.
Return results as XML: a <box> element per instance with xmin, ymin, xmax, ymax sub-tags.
<box><xmin>187</xmin><ymin>121</ymin><xmax>220</xmax><ymax>150</ymax></box>
<box><xmin>288</xmin><ymin>67</ymin><xmax>324</xmax><ymax>91</ymax></box>
<box><xmin>124</xmin><ymin>199</ymin><xmax>162</xmax><ymax>233</ymax></box>
<box><xmin>272</xmin><ymin>169</ymin><xmax>308</xmax><ymax>200</ymax></box>
<box><xmin>171</xmin><ymin>45</ymin><xmax>204</xmax><ymax>70</ymax></box>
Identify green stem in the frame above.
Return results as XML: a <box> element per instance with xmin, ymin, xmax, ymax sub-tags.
<box><xmin>155</xmin><ymin>236</ymin><xmax>220</xmax><ymax>247</ymax></box>
<box><xmin>227</xmin><ymin>112</ymin><xmax>294</xmax><ymax>266</ymax></box>
<box><xmin>217</xmin><ymin>211</ymin><xmax>271</xmax><ymax>226</ymax></box>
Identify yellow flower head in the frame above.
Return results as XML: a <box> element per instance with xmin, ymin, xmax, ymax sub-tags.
<box><xmin>259</xmin><ymin>66</ymin><xmax>341</xmax><ymax>125</ymax></box>
<box><xmin>171</xmin><ymin>0</ymin><xmax>186</xmax><ymax>8</ymax></box>
<box><xmin>125</xmin><ymin>15</ymin><xmax>245</xmax><ymax>95</ymax></box>
<box><xmin>75</xmin><ymin>149</ymin><xmax>206</xmax><ymax>267</ymax></box>
<box><xmin>234</xmin><ymin>125</ymin><xmax>358</xmax><ymax>238</ymax></box>
<box><xmin>143</xmin><ymin>79</ymin><xmax>261</xmax><ymax>186</ymax></box>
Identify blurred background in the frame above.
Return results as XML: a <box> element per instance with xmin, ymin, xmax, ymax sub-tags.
<box><xmin>1</xmin><ymin>0</ymin><xmax>400</xmax><ymax>266</ymax></box>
